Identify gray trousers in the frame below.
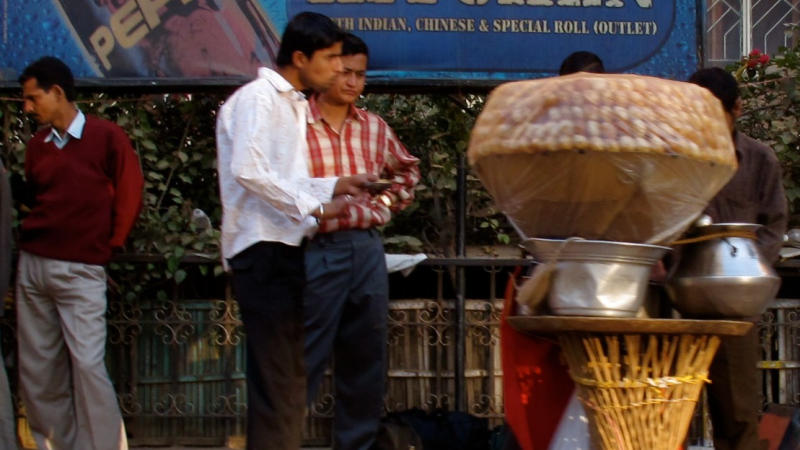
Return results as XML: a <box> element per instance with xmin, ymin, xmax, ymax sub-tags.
<box><xmin>304</xmin><ymin>229</ymin><xmax>388</xmax><ymax>450</ymax></box>
<box><xmin>16</xmin><ymin>251</ymin><xmax>127</xmax><ymax>450</ymax></box>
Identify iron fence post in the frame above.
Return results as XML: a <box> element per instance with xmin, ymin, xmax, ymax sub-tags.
<box><xmin>455</xmin><ymin>153</ymin><xmax>466</xmax><ymax>412</ymax></box>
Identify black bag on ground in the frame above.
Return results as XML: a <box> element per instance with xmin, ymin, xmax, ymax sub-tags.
<box><xmin>381</xmin><ymin>408</ymin><xmax>490</xmax><ymax>450</ymax></box>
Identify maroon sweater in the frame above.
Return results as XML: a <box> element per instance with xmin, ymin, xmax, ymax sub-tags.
<box><xmin>20</xmin><ymin>115</ymin><xmax>144</xmax><ymax>265</ymax></box>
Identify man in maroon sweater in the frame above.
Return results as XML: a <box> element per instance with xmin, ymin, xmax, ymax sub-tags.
<box><xmin>16</xmin><ymin>56</ymin><xmax>143</xmax><ymax>450</ymax></box>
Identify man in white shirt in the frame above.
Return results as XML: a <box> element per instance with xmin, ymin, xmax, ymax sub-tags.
<box><xmin>215</xmin><ymin>12</ymin><xmax>374</xmax><ymax>450</ymax></box>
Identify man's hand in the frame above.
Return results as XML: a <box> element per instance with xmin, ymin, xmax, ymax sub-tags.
<box><xmin>314</xmin><ymin>194</ymin><xmax>360</xmax><ymax>220</ymax></box>
<box><xmin>333</xmin><ymin>173</ymin><xmax>377</xmax><ymax>196</ymax></box>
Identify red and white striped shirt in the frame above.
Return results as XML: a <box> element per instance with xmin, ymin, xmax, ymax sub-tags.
<box><xmin>306</xmin><ymin>96</ymin><xmax>421</xmax><ymax>233</ymax></box>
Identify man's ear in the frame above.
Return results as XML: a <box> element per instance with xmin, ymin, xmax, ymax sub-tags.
<box><xmin>49</xmin><ymin>84</ymin><xmax>66</xmax><ymax>101</ymax></box>
<box><xmin>292</xmin><ymin>50</ymin><xmax>309</xmax><ymax>69</ymax></box>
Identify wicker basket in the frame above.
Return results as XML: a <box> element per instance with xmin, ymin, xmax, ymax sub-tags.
<box><xmin>558</xmin><ymin>332</ymin><xmax>720</xmax><ymax>450</ymax></box>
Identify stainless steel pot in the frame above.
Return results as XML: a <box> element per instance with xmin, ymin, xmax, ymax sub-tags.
<box><xmin>522</xmin><ymin>238</ymin><xmax>670</xmax><ymax>317</ymax></box>
<box><xmin>666</xmin><ymin>223</ymin><xmax>780</xmax><ymax>318</ymax></box>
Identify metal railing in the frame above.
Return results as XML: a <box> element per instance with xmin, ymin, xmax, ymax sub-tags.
<box><xmin>1</xmin><ymin>257</ymin><xmax>798</xmax><ymax>446</ymax></box>
<box><xmin>705</xmin><ymin>0</ymin><xmax>800</xmax><ymax>66</ymax></box>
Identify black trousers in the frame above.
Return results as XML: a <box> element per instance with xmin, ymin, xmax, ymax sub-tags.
<box><xmin>229</xmin><ymin>241</ymin><xmax>307</xmax><ymax>450</ymax></box>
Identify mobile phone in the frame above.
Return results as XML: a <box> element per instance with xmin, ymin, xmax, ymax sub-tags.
<box><xmin>365</xmin><ymin>180</ymin><xmax>392</xmax><ymax>192</ymax></box>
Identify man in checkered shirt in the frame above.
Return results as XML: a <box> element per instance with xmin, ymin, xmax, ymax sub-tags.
<box><xmin>303</xmin><ymin>32</ymin><xmax>421</xmax><ymax>450</ymax></box>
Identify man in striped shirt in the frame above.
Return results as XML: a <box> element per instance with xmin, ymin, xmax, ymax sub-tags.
<box><xmin>304</xmin><ymin>33</ymin><xmax>421</xmax><ymax>450</ymax></box>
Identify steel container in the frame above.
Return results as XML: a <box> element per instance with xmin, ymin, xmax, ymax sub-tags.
<box><xmin>522</xmin><ymin>238</ymin><xmax>670</xmax><ymax>317</ymax></box>
<box><xmin>666</xmin><ymin>223</ymin><xmax>780</xmax><ymax>318</ymax></box>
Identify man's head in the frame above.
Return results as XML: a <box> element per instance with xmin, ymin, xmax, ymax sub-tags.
<box><xmin>559</xmin><ymin>51</ymin><xmax>605</xmax><ymax>75</ymax></box>
<box><xmin>19</xmin><ymin>56</ymin><xmax>76</xmax><ymax>125</ymax></box>
<box><xmin>688</xmin><ymin>67</ymin><xmax>741</xmax><ymax>131</ymax></box>
<box><xmin>320</xmin><ymin>33</ymin><xmax>368</xmax><ymax>106</ymax></box>
<box><xmin>276</xmin><ymin>12</ymin><xmax>344</xmax><ymax>92</ymax></box>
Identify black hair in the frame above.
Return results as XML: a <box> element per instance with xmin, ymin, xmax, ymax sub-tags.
<box><xmin>687</xmin><ymin>67</ymin><xmax>739</xmax><ymax>113</ymax></box>
<box><xmin>342</xmin><ymin>33</ymin><xmax>368</xmax><ymax>58</ymax></box>
<box><xmin>276</xmin><ymin>12</ymin><xmax>344</xmax><ymax>67</ymax></box>
<box><xmin>559</xmin><ymin>51</ymin><xmax>605</xmax><ymax>75</ymax></box>
<box><xmin>18</xmin><ymin>56</ymin><xmax>76</xmax><ymax>101</ymax></box>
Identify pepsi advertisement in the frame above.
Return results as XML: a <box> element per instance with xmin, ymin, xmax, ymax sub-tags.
<box><xmin>0</xmin><ymin>0</ymin><xmax>699</xmax><ymax>86</ymax></box>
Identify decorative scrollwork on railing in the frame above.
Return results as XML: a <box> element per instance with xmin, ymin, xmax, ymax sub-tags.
<box><xmin>468</xmin><ymin>300</ymin><xmax>497</xmax><ymax>324</ymax></box>
<box><xmin>153</xmin><ymin>393</ymin><xmax>196</xmax><ymax>416</ymax></box>
<box><xmin>309</xmin><ymin>392</ymin><xmax>336</xmax><ymax>417</ymax></box>
<box><xmin>107</xmin><ymin>301</ymin><xmax>143</xmax><ymax>345</ymax></box>
<box><xmin>208</xmin><ymin>322</ymin><xmax>243</xmax><ymax>347</ymax></box>
<box><xmin>387</xmin><ymin>323</ymin><xmax>408</xmax><ymax>347</ymax></box>
<box><xmin>386</xmin><ymin>394</ymin><xmax>440</xmax><ymax>413</ymax></box>
<box><xmin>417</xmin><ymin>300</ymin><xmax>445</xmax><ymax>324</ymax></box>
<box><xmin>108</xmin><ymin>299</ymin><xmax>144</xmax><ymax>322</ymax></box>
<box><xmin>415</xmin><ymin>323</ymin><xmax>449</xmax><ymax>348</ymax></box>
<box><xmin>208</xmin><ymin>299</ymin><xmax>241</xmax><ymax>324</ymax></box>
<box><xmin>207</xmin><ymin>300</ymin><xmax>244</xmax><ymax>346</ymax></box>
<box><xmin>467</xmin><ymin>325</ymin><xmax>495</xmax><ymax>347</ymax></box>
<box><xmin>153</xmin><ymin>300</ymin><xmax>196</xmax><ymax>345</ymax></box>
<box><xmin>209</xmin><ymin>394</ymin><xmax>246</xmax><ymax>417</ymax></box>
<box><xmin>422</xmin><ymin>393</ymin><xmax>449</xmax><ymax>411</ymax></box>
<box><xmin>118</xmin><ymin>392</ymin><xmax>142</xmax><ymax>415</ymax></box>
<box><xmin>387</xmin><ymin>307</ymin><xmax>410</xmax><ymax>326</ymax></box>
<box><xmin>470</xmin><ymin>393</ymin><xmax>497</xmax><ymax>417</ymax></box>
<box><xmin>107</xmin><ymin>323</ymin><xmax>142</xmax><ymax>346</ymax></box>
<box><xmin>467</xmin><ymin>300</ymin><xmax>500</xmax><ymax>347</ymax></box>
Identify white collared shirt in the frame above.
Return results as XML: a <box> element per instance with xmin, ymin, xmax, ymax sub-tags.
<box><xmin>216</xmin><ymin>67</ymin><xmax>337</xmax><ymax>263</ymax></box>
<box><xmin>44</xmin><ymin>110</ymin><xmax>85</xmax><ymax>149</ymax></box>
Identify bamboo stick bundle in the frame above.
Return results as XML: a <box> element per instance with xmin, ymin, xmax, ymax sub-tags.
<box><xmin>558</xmin><ymin>332</ymin><xmax>719</xmax><ymax>450</ymax></box>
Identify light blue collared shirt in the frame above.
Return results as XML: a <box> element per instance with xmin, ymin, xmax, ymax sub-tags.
<box><xmin>44</xmin><ymin>110</ymin><xmax>85</xmax><ymax>149</ymax></box>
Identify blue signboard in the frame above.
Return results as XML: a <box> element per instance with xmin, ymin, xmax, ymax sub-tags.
<box><xmin>0</xmin><ymin>0</ymin><xmax>698</xmax><ymax>86</ymax></box>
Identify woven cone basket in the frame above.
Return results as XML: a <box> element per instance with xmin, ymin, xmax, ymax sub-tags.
<box><xmin>558</xmin><ymin>332</ymin><xmax>720</xmax><ymax>450</ymax></box>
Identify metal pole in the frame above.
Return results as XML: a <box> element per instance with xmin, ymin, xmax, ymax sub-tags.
<box><xmin>742</xmin><ymin>0</ymin><xmax>752</xmax><ymax>56</ymax></box>
<box><xmin>455</xmin><ymin>153</ymin><xmax>466</xmax><ymax>412</ymax></box>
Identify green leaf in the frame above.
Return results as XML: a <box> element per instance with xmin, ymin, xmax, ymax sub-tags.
<box><xmin>213</xmin><ymin>265</ymin><xmax>225</xmax><ymax>277</ymax></box>
<box><xmin>174</xmin><ymin>269</ymin><xmax>187</xmax><ymax>284</ymax></box>
<box><xmin>142</xmin><ymin>139</ymin><xmax>157</xmax><ymax>151</ymax></box>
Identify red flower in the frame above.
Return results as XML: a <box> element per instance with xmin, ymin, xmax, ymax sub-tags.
<box><xmin>759</xmin><ymin>54</ymin><xmax>770</xmax><ymax>64</ymax></box>
<box><xmin>748</xmin><ymin>59</ymin><xmax>759</xmax><ymax>68</ymax></box>
<box><xmin>750</xmin><ymin>49</ymin><xmax>762</xmax><ymax>57</ymax></box>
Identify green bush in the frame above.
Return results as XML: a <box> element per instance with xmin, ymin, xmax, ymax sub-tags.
<box><xmin>0</xmin><ymin>89</ymin><xmax>518</xmax><ymax>299</ymax></box>
<box><xmin>732</xmin><ymin>45</ymin><xmax>800</xmax><ymax>224</ymax></box>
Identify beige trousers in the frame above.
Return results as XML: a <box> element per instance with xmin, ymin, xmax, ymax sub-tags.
<box><xmin>16</xmin><ymin>251</ymin><xmax>127</xmax><ymax>450</ymax></box>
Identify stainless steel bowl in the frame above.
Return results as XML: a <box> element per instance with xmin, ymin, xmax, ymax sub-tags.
<box><xmin>522</xmin><ymin>238</ymin><xmax>670</xmax><ymax>317</ymax></box>
<box><xmin>666</xmin><ymin>223</ymin><xmax>780</xmax><ymax>318</ymax></box>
